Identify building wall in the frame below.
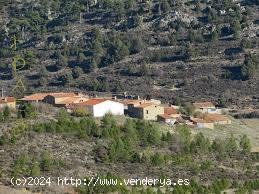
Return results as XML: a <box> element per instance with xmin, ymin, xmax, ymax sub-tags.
<box><xmin>197</xmin><ymin>122</ymin><xmax>214</xmax><ymax>129</ymax></box>
<box><xmin>55</xmin><ymin>97</ymin><xmax>69</xmax><ymax>104</ymax></box>
<box><xmin>215</xmin><ymin>120</ymin><xmax>232</xmax><ymax>125</ymax></box>
<box><xmin>128</xmin><ymin>105</ymin><xmax>142</xmax><ymax>118</ymax></box>
<box><xmin>0</xmin><ymin>101</ymin><xmax>16</xmax><ymax>110</ymax></box>
<box><xmin>143</xmin><ymin>105</ymin><xmax>164</xmax><ymax>120</ymax></box>
<box><xmin>157</xmin><ymin>116</ymin><xmax>176</xmax><ymax>125</ymax></box>
<box><xmin>197</xmin><ymin>108</ymin><xmax>221</xmax><ymax>114</ymax></box>
<box><xmin>129</xmin><ymin>105</ymin><xmax>164</xmax><ymax>120</ymax></box>
<box><xmin>92</xmin><ymin>100</ymin><xmax>124</xmax><ymax>117</ymax></box>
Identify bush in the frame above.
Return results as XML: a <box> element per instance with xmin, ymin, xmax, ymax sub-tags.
<box><xmin>151</xmin><ymin>153</ymin><xmax>164</xmax><ymax>166</ymax></box>
<box><xmin>3</xmin><ymin>106</ymin><xmax>11</xmax><ymax>120</ymax></box>
<box><xmin>40</xmin><ymin>151</ymin><xmax>53</xmax><ymax>172</ymax></box>
<box><xmin>72</xmin><ymin>108</ymin><xmax>89</xmax><ymax>117</ymax></box>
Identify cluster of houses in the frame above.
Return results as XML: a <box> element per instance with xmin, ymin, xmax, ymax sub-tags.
<box><xmin>0</xmin><ymin>92</ymin><xmax>231</xmax><ymax>129</ymax></box>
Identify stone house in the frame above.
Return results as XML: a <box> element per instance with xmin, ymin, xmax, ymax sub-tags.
<box><xmin>128</xmin><ymin>103</ymin><xmax>164</xmax><ymax>120</ymax></box>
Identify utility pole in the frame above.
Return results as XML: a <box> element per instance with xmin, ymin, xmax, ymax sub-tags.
<box><xmin>1</xmin><ymin>87</ymin><xmax>6</xmax><ymax>98</ymax></box>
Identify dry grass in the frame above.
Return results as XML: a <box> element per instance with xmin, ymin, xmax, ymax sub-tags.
<box><xmin>192</xmin><ymin>118</ymin><xmax>259</xmax><ymax>152</ymax></box>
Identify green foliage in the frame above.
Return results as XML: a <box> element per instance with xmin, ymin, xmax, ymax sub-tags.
<box><xmin>12</xmin><ymin>153</ymin><xmax>30</xmax><ymax>177</ymax></box>
<box><xmin>200</xmin><ymin>160</ymin><xmax>212</xmax><ymax>171</ymax></box>
<box><xmin>160</xmin><ymin>0</ymin><xmax>171</xmax><ymax>13</ymax></box>
<box><xmin>24</xmin><ymin>51</ymin><xmax>37</xmax><ymax>69</ymax></box>
<box><xmin>136</xmin><ymin>120</ymin><xmax>161</xmax><ymax>146</ymax></box>
<box><xmin>77</xmin><ymin>53</ymin><xmax>87</xmax><ymax>64</ymax></box>
<box><xmin>18</xmin><ymin>103</ymin><xmax>36</xmax><ymax>119</ymax></box>
<box><xmin>56</xmin><ymin>53</ymin><xmax>68</xmax><ymax>69</ymax></box>
<box><xmin>107</xmin><ymin>138</ymin><xmax>132</xmax><ymax>162</ymax></box>
<box><xmin>225</xmin><ymin>134</ymin><xmax>238</xmax><ymax>155</ymax></box>
<box><xmin>40</xmin><ymin>151</ymin><xmax>53</xmax><ymax>172</ymax></box>
<box><xmin>11</xmin><ymin>151</ymin><xmax>64</xmax><ymax>177</ymax></box>
<box><xmin>3</xmin><ymin>106</ymin><xmax>11</xmax><ymax>120</ymax></box>
<box><xmin>72</xmin><ymin>66</ymin><xmax>84</xmax><ymax>78</ymax></box>
<box><xmin>0</xmin><ymin>133</ymin><xmax>9</xmax><ymax>145</ymax></box>
<box><xmin>38</xmin><ymin>66</ymin><xmax>48</xmax><ymax>78</ymax></box>
<box><xmin>231</xmin><ymin>19</ymin><xmax>241</xmax><ymax>40</ymax></box>
<box><xmin>72</xmin><ymin>108</ymin><xmax>89</xmax><ymax>117</ymax></box>
<box><xmin>184</xmin><ymin>44</ymin><xmax>197</xmax><ymax>61</ymax></box>
<box><xmin>89</xmin><ymin>58</ymin><xmax>98</xmax><ymax>72</ymax></box>
<box><xmin>211</xmin><ymin>29</ymin><xmax>219</xmax><ymax>42</ymax></box>
<box><xmin>60</xmin><ymin>70</ymin><xmax>73</xmax><ymax>86</ymax></box>
<box><xmin>241</xmin><ymin>53</ymin><xmax>258</xmax><ymax>80</ymax></box>
<box><xmin>239</xmin><ymin>134</ymin><xmax>251</xmax><ymax>153</ymax></box>
<box><xmin>151</xmin><ymin>153</ymin><xmax>164</xmax><ymax>166</ymax></box>
<box><xmin>181</xmin><ymin>102</ymin><xmax>195</xmax><ymax>116</ymax></box>
<box><xmin>175</xmin><ymin>125</ymin><xmax>192</xmax><ymax>152</ymax></box>
<box><xmin>30</xmin><ymin>161</ymin><xmax>41</xmax><ymax>177</ymax></box>
<box><xmin>190</xmin><ymin>133</ymin><xmax>210</xmax><ymax>154</ymax></box>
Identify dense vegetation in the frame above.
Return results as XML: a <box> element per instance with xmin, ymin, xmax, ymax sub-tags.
<box><xmin>0</xmin><ymin>0</ymin><xmax>259</xmax><ymax>193</ymax></box>
<box><xmin>0</xmin><ymin>104</ymin><xmax>258</xmax><ymax>193</ymax></box>
<box><xmin>0</xmin><ymin>0</ymin><xmax>259</xmax><ymax>106</ymax></box>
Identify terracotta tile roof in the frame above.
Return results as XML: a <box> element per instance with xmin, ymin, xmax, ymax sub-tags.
<box><xmin>158</xmin><ymin>114</ymin><xmax>174</xmax><ymax>119</ymax></box>
<box><xmin>55</xmin><ymin>97</ymin><xmax>88</xmax><ymax>105</ymax></box>
<box><xmin>191</xmin><ymin>117</ymin><xmax>213</xmax><ymax>124</ymax></box>
<box><xmin>203</xmin><ymin>114</ymin><xmax>230</xmax><ymax>122</ymax></box>
<box><xmin>193</xmin><ymin>102</ymin><xmax>215</xmax><ymax>108</ymax></box>
<box><xmin>121</xmin><ymin>99</ymin><xmax>144</xmax><ymax>105</ymax></box>
<box><xmin>0</xmin><ymin>97</ymin><xmax>15</xmax><ymax>104</ymax></box>
<box><xmin>46</xmin><ymin>92</ymin><xmax>78</xmax><ymax>98</ymax></box>
<box><xmin>73</xmin><ymin>99</ymin><xmax>108</xmax><ymax>106</ymax></box>
<box><xmin>135</xmin><ymin>103</ymin><xmax>154</xmax><ymax>108</ymax></box>
<box><xmin>164</xmin><ymin>107</ymin><xmax>177</xmax><ymax>115</ymax></box>
<box><xmin>21</xmin><ymin>92</ymin><xmax>78</xmax><ymax>101</ymax></box>
<box><xmin>21</xmin><ymin>93</ymin><xmax>50</xmax><ymax>101</ymax></box>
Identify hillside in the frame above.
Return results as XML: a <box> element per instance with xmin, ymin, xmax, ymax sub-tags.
<box><xmin>0</xmin><ymin>0</ymin><xmax>259</xmax><ymax>108</ymax></box>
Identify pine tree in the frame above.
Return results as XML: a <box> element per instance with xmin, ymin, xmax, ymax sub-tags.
<box><xmin>30</xmin><ymin>162</ymin><xmax>41</xmax><ymax>177</ymax></box>
<box><xmin>3</xmin><ymin>106</ymin><xmax>11</xmax><ymax>120</ymax></box>
<box><xmin>240</xmin><ymin>135</ymin><xmax>251</xmax><ymax>153</ymax></box>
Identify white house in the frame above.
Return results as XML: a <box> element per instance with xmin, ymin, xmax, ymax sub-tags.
<box><xmin>69</xmin><ymin>99</ymin><xmax>124</xmax><ymax>117</ymax></box>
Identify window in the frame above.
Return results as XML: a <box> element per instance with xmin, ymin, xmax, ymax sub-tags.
<box><xmin>146</xmin><ymin>110</ymin><xmax>149</xmax><ymax>114</ymax></box>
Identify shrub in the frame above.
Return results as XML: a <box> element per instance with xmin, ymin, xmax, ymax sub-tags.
<box><xmin>72</xmin><ymin>108</ymin><xmax>89</xmax><ymax>117</ymax></box>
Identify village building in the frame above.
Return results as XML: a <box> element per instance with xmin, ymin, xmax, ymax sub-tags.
<box><xmin>193</xmin><ymin>102</ymin><xmax>221</xmax><ymax>114</ymax></box>
<box><xmin>202</xmin><ymin>113</ymin><xmax>232</xmax><ymax>125</ymax></box>
<box><xmin>191</xmin><ymin>113</ymin><xmax>231</xmax><ymax>129</ymax></box>
<box><xmin>122</xmin><ymin>99</ymin><xmax>146</xmax><ymax>109</ymax></box>
<box><xmin>128</xmin><ymin>103</ymin><xmax>164</xmax><ymax>120</ymax></box>
<box><xmin>191</xmin><ymin>117</ymin><xmax>215</xmax><ymax>129</ymax></box>
<box><xmin>21</xmin><ymin>93</ymin><xmax>51</xmax><ymax>103</ymax></box>
<box><xmin>53</xmin><ymin>96</ymin><xmax>89</xmax><ymax>107</ymax></box>
<box><xmin>0</xmin><ymin>97</ymin><xmax>16</xmax><ymax>110</ymax></box>
<box><xmin>158</xmin><ymin>105</ymin><xmax>182</xmax><ymax>125</ymax></box>
<box><xmin>122</xmin><ymin>99</ymin><xmax>161</xmax><ymax>115</ymax></box>
<box><xmin>21</xmin><ymin>92</ymin><xmax>88</xmax><ymax>107</ymax></box>
<box><xmin>42</xmin><ymin>93</ymin><xmax>88</xmax><ymax>107</ymax></box>
<box><xmin>157</xmin><ymin>114</ymin><xmax>177</xmax><ymax>125</ymax></box>
<box><xmin>68</xmin><ymin>99</ymin><xmax>124</xmax><ymax>117</ymax></box>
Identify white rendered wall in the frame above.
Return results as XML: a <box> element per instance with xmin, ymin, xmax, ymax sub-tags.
<box><xmin>93</xmin><ymin>100</ymin><xmax>124</xmax><ymax>117</ymax></box>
